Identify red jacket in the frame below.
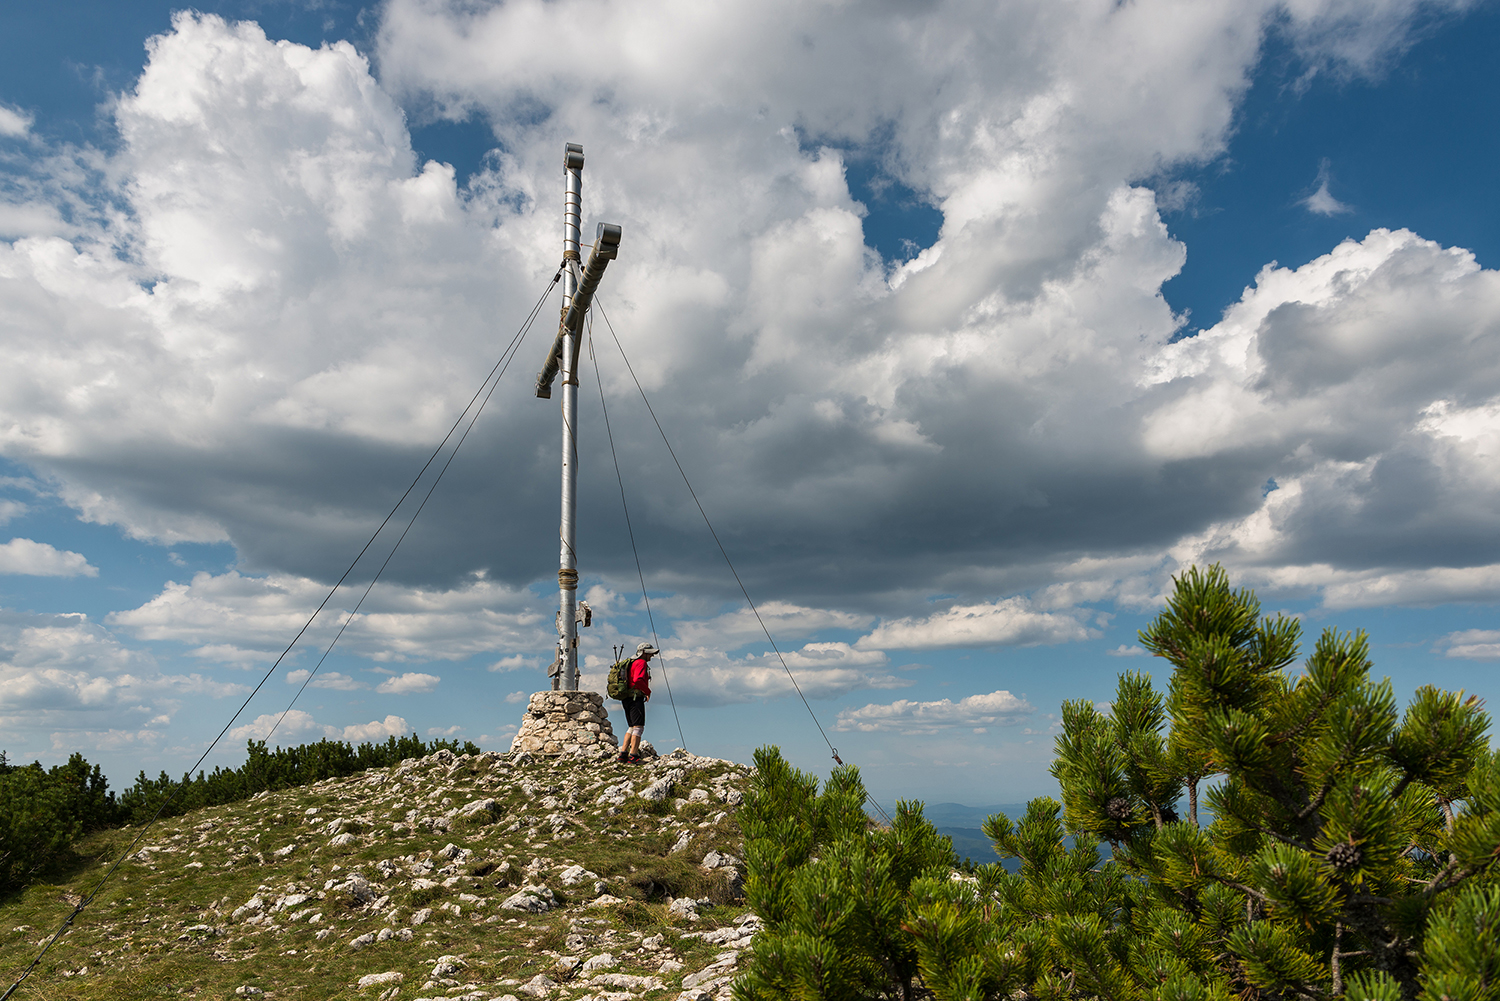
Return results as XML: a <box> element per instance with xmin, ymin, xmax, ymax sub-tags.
<box><xmin>628</xmin><ymin>657</ymin><xmax>651</xmax><ymax>699</ymax></box>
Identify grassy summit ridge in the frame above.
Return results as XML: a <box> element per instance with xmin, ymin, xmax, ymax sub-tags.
<box><xmin>0</xmin><ymin>746</ymin><xmax>753</xmax><ymax>1001</ymax></box>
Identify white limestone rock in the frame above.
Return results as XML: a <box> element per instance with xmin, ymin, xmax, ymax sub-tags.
<box><xmin>356</xmin><ymin>972</ymin><xmax>403</xmax><ymax>989</ymax></box>
<box><xmin>520</xmin><ymin>973</ymin><xmax>557</xmax><ymax>997</ymax></box>
<box><xmin>589</xmin><ymin>973</ymin><xmax>664</xmax><ymax>991</ymax></box>
<box><xmin>595</xmin><ymin>781</ymin><xmax>633</xmax><ymax>806</ymax></box>
<box><xmin>642</xmin><ymin>768</ymin><xmax>684</xmax><ymax>802</ymax></box>
<box><xmin>431</xmin><ymin>955</ymin><xmax>466</xmax><ymax>977</ymax></box>
<box><xmin>701</xmin><ymin>851</ymin><xmax>740</xmax><ymax>870</ymax></box>
<box><xmin>669</xmin><ymin>897</ymin><xmax>702</xmax><ymax>921</ymax></box>
<box><xmin>230</xmin><ymin>896</ymin><xmax>264</xmax><ymax>921</ymax></box>
<box><xmin>500</xmin><ymin>885</ymin><xmax>556</xmax><ymax>913</ymax></box>
<box><xmin>460</xmin><ymin>798</ymin><xmax>501</xmax><ymax>822</ymax></box>
<box><xmin>558</xmin><ymin>864</ymin><xmax>599</xmax><ymax>886</ymax></box>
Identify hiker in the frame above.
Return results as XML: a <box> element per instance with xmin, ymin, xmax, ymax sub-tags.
<box><xmin>618</xmin><ymin>641</ymin><xmax>657</xmax><ymax>764</ymax></box>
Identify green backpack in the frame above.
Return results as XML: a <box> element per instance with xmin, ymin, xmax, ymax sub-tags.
<box><xmin>606</xmin><ymin>658</ymin><xmax>635</xmax><ymax>700</ymax></box>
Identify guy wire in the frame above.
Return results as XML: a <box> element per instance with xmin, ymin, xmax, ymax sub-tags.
<box><xmin>265</xmin><ymin>273</ymin><xmax>557</xmax><ymax>746</ymax></box>
<box><xmin>586</xmin><ymin>315</ymin><xmax>687</xmax><ymax>752</ymax></box>
<box><xmin>1</xmin><ymin>266</ymin><xmax>563</xmax><ymax>1001</ymax></box>
<box><xmin>593</xmin><ymin>300</ymin><xmax>892</xmax><ymax>826</ymax></box>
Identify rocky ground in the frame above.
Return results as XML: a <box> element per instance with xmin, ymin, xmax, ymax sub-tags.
<box><xmin>0</xmin><ymin>746</ymin><xmax>757</xmax><ymax>1001</ymax></box>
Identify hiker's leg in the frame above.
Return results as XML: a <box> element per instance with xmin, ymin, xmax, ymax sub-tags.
<box><xmin>623</xmin><ymin>697</ymin><xmax>645</xmax><ymax>755</ymax></box>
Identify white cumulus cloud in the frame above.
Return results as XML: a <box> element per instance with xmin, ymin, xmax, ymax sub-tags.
<box><xmin>0</xmin><ymin>0</ymin><xmax>1493</xmax><ymax>687</ymax></box>
<box><xmin>109</xmin><ymin>571</ymin><xmax>546</xmax><ymax>662</ymax></box>
<box><xmin>376</xmin><ymin>671</ymin><xmax>440</xmax><ymax>694</ymax></box>
<box><xmin>191</xmin><ymin>644</ymin><xmax>280</xmax><ymax>668</ymax></box>
<box><xmin>671</xmin><ymin>603</ymin><xmax>870</xmax><ymax>649</ymax></box>
<box><xmin>285</xmin><ymin>669</ymin><xmax>366</xmax><ymax>690</ymax></box>
<box><xmin>1438</xmin><ymin>629</ymin><xmax>1500</xmax><ymax>660</ymax></box>
<box><xmin>0</xmin><ymin>538</ymin><xmax>97</xmax><ymax>577</ymax></box>
<box><xmin>228</xmin><ymin>711</ymin><xmax>412</xmax><ymax>744</ymax></box>
<box><xmin>1301</xmin><ymin>159</ymin><xmax>1353</xmax><ymax>216</ymax></box>
<box><xmin>835</xmin><ymin>690</ymin><xmax>1035</xmax><ymax>734</ymax></box>
<box><xmin>0</xmin><ymin>606</ymin><xmax>254</xmax><ymax>774</ymax></box>
<box><xmin>0</xmin><ymin>104</ymin><xmax>30</xmax><ymax>137</ymax></box>
<box><xmin>228</xmin><ymin>710</ymin><xmax>323</xmax><ymax>742</ymax></box>
<box><xmin>857</xmin><ymin>598</ymin><xmax>1094</xmax><ymax>651</ymax></box>
<box><xmin>337</xmin><ymin>715</ymin><xmax>412</xmax><ymax>743</ymax></box>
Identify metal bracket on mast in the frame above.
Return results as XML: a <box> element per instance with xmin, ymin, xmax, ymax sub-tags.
<box><xmin>535</xmin><ymin>222</ymin><xmax>622</xmax><ymax>399</ymax></box>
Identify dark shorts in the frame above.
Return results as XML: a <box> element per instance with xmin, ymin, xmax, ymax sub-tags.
<box><xmin>623</xmin><ymin>696</ymin><xmax>646</xmax><ymax>729</ymax></box>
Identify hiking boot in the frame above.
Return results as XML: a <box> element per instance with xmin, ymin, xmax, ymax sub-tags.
<box><xmin>617</xmin><ymin>750</ymin><xmax>629</xmax><ymax>763</ymax></box>
<box><xmin>627</xmin><ymin>753</ymin><xmax>643</xmax><ymax>765</ymax></box>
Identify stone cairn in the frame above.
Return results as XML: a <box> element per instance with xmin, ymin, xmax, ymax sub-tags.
<box><xmin>509</xmin><ymin>690</ymin><xmax>618</xmax><ymax>756</ymax></box>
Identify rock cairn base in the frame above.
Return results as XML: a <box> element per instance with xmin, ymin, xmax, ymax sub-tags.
<box><xmin>510</xmin><ymin>690</ymin><xmax>619</xmax><ymax>756</ymax></box>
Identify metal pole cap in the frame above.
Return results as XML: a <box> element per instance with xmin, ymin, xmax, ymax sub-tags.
<box><xmin>564</xmin><ymin>142</ymin><xmax>584</xmax><ymax>170</ymax></box>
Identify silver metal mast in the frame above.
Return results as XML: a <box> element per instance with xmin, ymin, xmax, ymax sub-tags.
<box><xmin>556</xmin><ymin>142</ymin><xmax>584</xmax><ymax>690</ymax></box>
<box><xmin>535</xmin><ymin>143</ymin><xmax>621</xmax><ymax>693</ymax></box>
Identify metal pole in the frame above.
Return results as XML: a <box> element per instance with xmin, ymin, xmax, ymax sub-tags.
<box><xmin>556</xmin><ymin>142</ymin><xmax>584</xmax><ymax>691</ymax></box>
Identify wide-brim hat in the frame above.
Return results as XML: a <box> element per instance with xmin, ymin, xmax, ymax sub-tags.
<box><xmin>636</xmin><ymin>642</ymin><xmax>660</xmax><ymax>656</ymax></box>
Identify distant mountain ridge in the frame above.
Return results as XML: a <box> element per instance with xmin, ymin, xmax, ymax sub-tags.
<box><xmin>868</xmin><ymin>803</ymin><xmax>1031</xmax><ymax>869</ymax></box>
<box><xmin>913</xmin><ymin>802</ymin><xmax>1028</xmax><ymax>827</ymax></box>
<box><xmin>870</xmin><ymin>802</ymin><xmax>1113</xmax><ymax>870</ymax></box>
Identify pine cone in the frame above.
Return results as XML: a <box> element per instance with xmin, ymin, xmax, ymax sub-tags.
<box><xmin>1326</xmin><ymin>842</ymin><xmax>1362</xmax><ymax>872</ymax></box>
<box><xmin>1105</xmin><ymin>796</ymin><xmax>1132</xmax><ymax>822</ymax></box>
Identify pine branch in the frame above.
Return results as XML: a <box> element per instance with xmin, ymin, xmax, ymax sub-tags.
<box><xmin>1386</xmin><ymin>770</ymin><xmax>1416</xmax><ymax>805</ymax></box>
<box><xmin>1271</xmin><ymin>686</ymin><xmax>1340</xmax><ymax>748</ymax></box>
<box><xmin>1221</xmin><ymin>803</ymin><xmax>1309</xmax><ymax>851</ymax></box>
<box><xmin>1294</xmin><ymin>777</ymin><xmax>1335</xmax><ymax>823</ymax></box>
<box><xmin>1295</xmin><ymin>724</ymin><xmax>1376</xmax><ymax>823</ymax></box>
<box><xmin>1421</xmin><ymin>859</ymin><xmax>1478</xmax><ymax>898</ymax></box>
<box><xmin>1437</xmin><ymin>795</ymin><xmax>1455</xmax><ymax>833</ymax></box>
<box><xmin>1331</xmin><ymin>922</ymin><xmax>1343</xmax><ymax>997</ymax></box>
<box><xmin>1207</xmin><ymin>874</ymin><xmax>1270</xmax><ymax>903</ymax></box>
<box><xmin>1346</xmin><ymin>893</ymin><xmax>1395</xmax><ymax>906</ymax></box>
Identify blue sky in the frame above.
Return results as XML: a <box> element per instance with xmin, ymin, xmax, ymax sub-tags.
<box><xmin>2</xmin><ymin>0</ymin><xmax>1499</xmax><ymax>807</ymax></box>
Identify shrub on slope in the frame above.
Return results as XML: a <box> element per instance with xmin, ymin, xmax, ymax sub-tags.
<box><xmin>0</xmin><ymin>753</ymin><xmax>114</xmax><ymax>891</ymax></box>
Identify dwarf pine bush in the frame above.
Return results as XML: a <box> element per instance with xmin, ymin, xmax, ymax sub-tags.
<box><xmin>734</xmin><ymin>747</ymin><xmax>957</xmax><ymax>1001</ymax></box>
<box><xmin>736</xmin><ymin>566</ymin><xmax>1500</xmax><ymax>1001</ymax></box>
<box><xmin>0</xmin><ymin>753</ymin><xmax>113</xmax><ymax>891</ymax></box>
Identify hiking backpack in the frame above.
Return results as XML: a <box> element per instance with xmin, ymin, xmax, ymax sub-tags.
<box><xmin>606</xmin><ymin>657</ymin><xmax>635</xmax><ymax>700</ymax></box>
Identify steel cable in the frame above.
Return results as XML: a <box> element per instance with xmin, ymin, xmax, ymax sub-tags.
<box><xmin>593</xmin><ymin>299</ymin><xmax>892</xmax><ymax>825</ymax></box>
<box><xmin>1</xmin><ymin>266</ymin><xmax>563</xmax><ymax>1001</ymax></box>
<box><xmin>586</xmin><ymin>317</ymin><xmax>687</xmax><ymax>752</ymax></box>
<box><xmin>265</xmin><ymin>272</ymin><xmax>558</xmax><ymax>745</ymax></box>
